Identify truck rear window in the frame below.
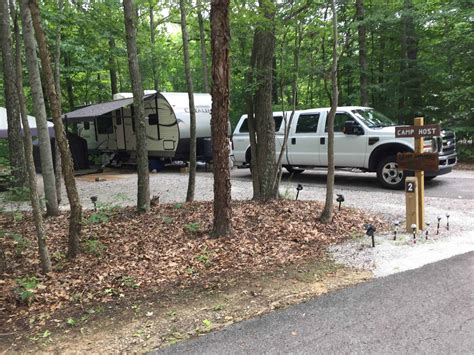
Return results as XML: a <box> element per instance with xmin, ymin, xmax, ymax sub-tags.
<box><xmin>296</xmin><ymin>114</ymin><xmax>320</xmax><ymax>133</ymax></box>
<box><xmin>239</xmin><ymin>116</ymin><xmax>283</xmax><ymax>133</ymax></box>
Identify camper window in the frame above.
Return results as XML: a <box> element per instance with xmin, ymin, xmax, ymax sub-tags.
<box><xmin>84</xmin><ymin>122</ymin><xmax>90</xmax><ymax>130</ymax></box>
<box><xmin>148</xmin><ymin>114</ymin><xmax>158</xmax><ymax>125</ymax></box>
<box><xmin>97</xmin><ymin>113</ymin><xmax>114</xmax><ymax>134</ymax></box>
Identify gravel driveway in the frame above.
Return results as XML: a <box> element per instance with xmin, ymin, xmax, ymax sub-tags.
<box><xmin>3</xmin><ymin>166</ymin><xmax>473</xmax><ymax>277</ymax></box>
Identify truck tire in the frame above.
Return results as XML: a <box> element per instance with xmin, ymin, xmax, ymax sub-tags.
<box><xmin>376</xmin><ymin>155</ymin><xmax>405</xmax><ymax>189</ymax></box>
<box><xmin>284</xmin><ymin>165</ymin><xmax>305</xmax><ymax>174</ymax></box>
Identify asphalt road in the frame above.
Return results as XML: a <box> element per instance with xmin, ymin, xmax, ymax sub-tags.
<box><xmin>231</xmin><ymin>168</ymin><xmax>474</xmax><ymax>200</ymax></box>
<box><xmin>156</xmin><ymin>252</ymin><xmax>474</xmax><ymax>355</ymax></box>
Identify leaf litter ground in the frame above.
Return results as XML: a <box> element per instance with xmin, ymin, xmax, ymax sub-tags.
<box><xmin>0</xmin><ymin>200</ymin><xmax>386</xmax><ymax>351</ymax></box>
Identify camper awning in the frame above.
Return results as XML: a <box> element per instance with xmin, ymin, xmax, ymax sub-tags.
<box><xmin>62</xmin><ymin>94</ymin><xmax>156</xmax><ymax>123</ymax></box>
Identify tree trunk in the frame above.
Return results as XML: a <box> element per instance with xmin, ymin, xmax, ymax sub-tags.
<box><xmin>11</xmin><ymin>0</ymin><xmax>51</xmax><ymax>273</ymax></box>
<box><xmin>179</xmin><ymin>0</ymin><xmax>197</xmax><ymax>203</ymax></box>
<box><xmin>0</xmin><ymin>0</ymin><xmax>26</xmax><ymax>188</ymax></box>
<box><xmin>123</xmin><ymin>0</ymin><xmax>150</xmax><ymax>213</ymax></box>
<box><xmin>109</xmin><ymin>37</ymin><xmax>118</xmax><ymax>96</ymax></box>
<box><xmin>53</xmin><ymin>0</ymin><xmax>63</xmax><ymax>205</ymax></box>
<box><xmin>210</xmin><ymin>0</ymin><xmax>232</xmax><ymax>236</ymax></box>
<box><xmin>19</xmin><ymin>0</ymin><xmax>59</xmax><ymax>216</ymax></box>
<box><xmin>197</xmin><ymin>0</ymin><xmax>209</xmax><ymax>93</ymax></box>
<box><xmin>252</xmin><ymin>0</ymin><xmax>277</xmax><ymax>201</ymax></box>
<box><xmin>149</xmin><ymin>1</ymin><xmax>159</xmax><ymax>91</ymax></box>
<box><xmin>356</xmin><ymin>0</ymin><xmax>368</xmax><ymax>106</ymax></box>
<box><xmin>64</xmin><ymin>53</ymin><xmax>75</xmax><ymax>111</ymax></box>
<box><xmin>29</xmin><ymin>0</ymin><xmax>83</xmax><ymax>259</ymax></box>
<box><xmin>320</xmin><ymin>0</ymin><xmax>338</xmax><ymax>224</ymax></box>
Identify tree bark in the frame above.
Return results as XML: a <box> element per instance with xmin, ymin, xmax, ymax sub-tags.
<box><xmin>149</xmin><ymin>1</ymin><xmax>159</xmax><ymax>91</ymax></box>
<box><xmin>29</xmin><ymin>0</ymin><xmax>83</xmax><ymax>258</ymax></box>
<box><xmin>53</xmin><ymin>0</ymin><xmax>63</xmax><ymax>206</ymax></box>
<box><xmin>109</xmin><ymin>37</ymin><xmax>118</xmax><ymax>96</ymax></box>
<box><xmin>123</xmin><ymin>0</ymin><xmax>150</xmax><ymax>213</ymax></box>
<box><xmin>251</xmin><ymin>0</ymin><xmax>277</xmax><ymax>201</ymax></box>
<box><xmin>0</xmin><ymin>0</ymin><xmax>26</xmax><ymax>187</ymax></box>
<box><xmin>197</xmin><ymin>0</ymin><xmax>209</xmax><ymax>93</ymax></box>
<box><xmin>356</xmin><ymin>0</ymin><xmax>368</xmax><ymax>106</ymax></box>
<box><xmin>64</xmin><ymin>53</ymin><xmax>75</xmax><ymax>111</ymax></box>
<box><xmin>320</xmin><ymin>0</ymin><xmax>338</xmax><ymax>224</ymax></box>
<box><xmin>11</xmin><ymin>0</ymin><xmax>51</xmax><ymax>273</ymax></box>
<box><xmin>19</xmin><ymin>0</ymin><xmax>59</xmax><ymax>216</ymax></box>
<box><xmin>179</xmin><ymin>0</ymin><xmax>197</xmax><ymax>203</ymax></box>
<box><xmin>210</xmin><ymin>0</ymin><xmax>231</xmax><ymax>236</ymax></box>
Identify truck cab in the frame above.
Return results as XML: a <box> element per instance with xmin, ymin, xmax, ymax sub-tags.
<box><xmin>232</xmin><ymin>107</ymin><xmax>457</xmax><ymax>189</ymax></box>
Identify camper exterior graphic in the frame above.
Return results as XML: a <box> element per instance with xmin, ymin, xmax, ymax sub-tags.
<box><xmin>65</xmin><ymin>91</ymin><xmax>214</xmax><ymax>164</ymax></box>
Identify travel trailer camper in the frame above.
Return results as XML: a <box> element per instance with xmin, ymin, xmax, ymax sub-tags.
<box><xmin>63</xmin><ymin>91</ymin><xmax>214</xmax><ymax>164</ymax></box>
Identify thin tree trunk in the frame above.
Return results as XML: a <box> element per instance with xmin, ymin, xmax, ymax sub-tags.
<box><xmin>149</xmin><ymin>1</ymin><xmax>159</xmax><ymax>91</ymax></box>
<box><xmin>197</xmin><ymin>0</ymin><xmax>209</xmax><ymax>93</ymax></box>
<box><xmin>123</xmin><ymin>0</ymin><xmax>150</xmax><ymax>213</ymax></box>
<box><xmin>0</xmin><ymin>0</ymin><xmax>26</xmax><ymax>187</ymax></box>
<box><xmin>11</xmin><ymin>0</ymin><xmax>51</xmax><ymax>273</ymax></box>
<box><xmin>29</xmin><ymin>0</ymin><xmax>83</xmax><ymax>258</ymax></box>
<box><xmin>19</xmin><ymin>0</ymin><xmax>59</xmax><ymax>216</ymax></box>
<box><xmin>320</xmin><ymin>0</ymin><xmax>338</xmax><ymax>224</ymax></box>
<box><xmin>109</xmin><ymin>37</ymin><xmax>118</xmax><ymax>96</ymax></box>
<box><xmin>179</xmin><ymin>0</ymin><xmax>197</xmax><ymax>202</ymax></box>
<box><xmin>64</xmin><ymin>53</ymin><xmax>75</xmax><ymax>111</ymax></box>
<box><xmin>246</xmin><ymin>32</ymin><xmax>260</xmax><ymax>200</ymax></box>
<box><xmin>356</xmin><ymin>0</ymin><xmax>368</xmax><ymax>106</ymax></box>
<box><xmin>210</xmin><ymin>0</ymin><xmax>231</xmax><ymax>236</ymax></box>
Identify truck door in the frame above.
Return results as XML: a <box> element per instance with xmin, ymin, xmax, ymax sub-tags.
<box><xmin>320</xmin><ymin>112</ymin><xmax>367</xmax><ymax>167</ymax></box>
<box><xmin>287</xmin><ymin>113</ymin><xmax>321</xmax><ymax>166</ymax></box>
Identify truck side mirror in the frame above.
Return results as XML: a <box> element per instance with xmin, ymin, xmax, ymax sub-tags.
<box><xmin>343</xmin><ymin>121</ymin><xmax>364</xmax><ymax>135</ymax></box>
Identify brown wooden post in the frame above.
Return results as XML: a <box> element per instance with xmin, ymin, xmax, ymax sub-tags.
<box><xmin>405</xmin><ymin>176</ymin><xmax>419</xmax><ymax>232</ymax></box>
<box><xmin>414</xmin><ymin>117</ymin><xmax>425</xmax><ymax>229</ymax></box>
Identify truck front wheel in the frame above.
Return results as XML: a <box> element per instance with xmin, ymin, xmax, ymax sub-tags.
<box><xmin>376</xmin><ymin>155</ymin><xmax>405</xmax><ymax>189</ymax></box>
<box><xmin>284</xmin><ymin>165</ymin><xmax>305</xmax><ymax>174</ymax></box>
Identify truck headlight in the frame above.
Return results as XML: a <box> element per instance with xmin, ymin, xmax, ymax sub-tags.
<box><xmin>423</xmin><ymin>138</ymin><xmax>439</xmax><ymax>153</ymax></box>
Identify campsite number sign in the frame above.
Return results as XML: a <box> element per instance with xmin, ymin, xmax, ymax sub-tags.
<box><xmin>405</xmin><ymin>180</ymin><xmax>416</xmax><ymax>193</ymax></box>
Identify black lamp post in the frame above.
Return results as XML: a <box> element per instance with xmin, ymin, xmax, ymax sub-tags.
<box><xmin>364</xmin><ymin>223</ymin><xmax>376</xmax><ymax>248</ymax></box>
<box><xmin>295</xmin><ymin>184</ymin><xmax>303</xmax><ymax>200</ymax></box>
<box><xmin>446</xmin><ymin>213</ymin><xmax>450</xmax><ymax>231</ymax></box>
<box><xmin>411</xmin><ymin>223</ymin><xmax>417</xmax><ymax>244</ymax></box>
<box><xmin>90</xmin><ymin>196</ymin><xmax>98</xmax><ymax>211</ymax></box>
<box><xmin>425</xmin><ymin>222</ymin><xmax>430</xmax><ymax>240</ymax></box>
<box><xmin>336</xmin><ymin>194</ymin><xmax>345</xmax><ymax>211</ymax></box>
<box><xmin>437</xmin><ymin>216</ymin><xmax>441</xmax><ymax>235</ymax></box>
<box><xmin>394</xmin><ymin>221</ymin><xmax>400</xmax><ymax>241</ymax></box>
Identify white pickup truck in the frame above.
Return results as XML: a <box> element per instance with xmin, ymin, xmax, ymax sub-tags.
<box><xmin>232</xmin><ymin>106</ymin><xmax>457</xmax><ymax>189</ymax></box>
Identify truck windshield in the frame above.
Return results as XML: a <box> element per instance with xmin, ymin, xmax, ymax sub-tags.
<box><xmin>352</xmin><ymin>109</ymin><xmax>395</xmax><ymax>128</ymax></box>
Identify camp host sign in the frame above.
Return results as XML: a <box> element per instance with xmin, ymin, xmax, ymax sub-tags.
<box><xmin>395</xmin><ymin>124</ymin><xmax>441</xmax><ymax>138</ymax></box>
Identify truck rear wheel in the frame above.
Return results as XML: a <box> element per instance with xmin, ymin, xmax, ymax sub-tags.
<box><xmin>376</xmin><ymin>155</ymin><xmax>405</xmax><ymax>189</ymax></box>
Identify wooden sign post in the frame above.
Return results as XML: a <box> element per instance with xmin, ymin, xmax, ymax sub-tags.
<box><xmin>405</xmin><ymin>177</ymin><xmax>419</xmax><ymax>232</ymax></box>
<box><xmin>396</xmin><ymin>118</ymin><xmax>441</xmax><ymax>233</ymax></box>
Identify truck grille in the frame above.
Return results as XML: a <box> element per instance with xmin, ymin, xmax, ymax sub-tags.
<box><xmin>441</xmin><ymin>131</ymin><xmax>456</xmax><ymax>156</ymax></box>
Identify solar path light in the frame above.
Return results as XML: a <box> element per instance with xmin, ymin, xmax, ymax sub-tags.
<box><xmin>425</xmin><ymin>222</ymin><xmax>430</xmax><ymax>240</ymax></box>
<box><xmin>446</xmin><ymin>213</ymin><xmax>450</xmax><ymax>231</ymax></box>
<box><xmin>364</xmin><ymin>223</ymin><xmax>376</xmax><ymax>248</ymax></box>
<box><xmin>336</xmin><ymin>194</ymin><xmax>345</xmax><ymax>211</ymax></box>
<box><xmin>295</xmin><ymin>184</ymin><xmax>303</xmax><ymax>200</ymax></box>
<box><xmin>90</xmin><ymin>196</ymin><xmax>98</xmax><ymax>211</ymax></box>
<box><xmin>437</xmin><ymin>216</ymin><xmax>441</xmax><ymax>235</ymax></box>
<box><xmin>393</xmin><ymin>221</ymin><xmax>400</xmax><ymax>241</ymax></box>
<box><xmin>411</xmin><ymin>223</ymin><xmax>417</xmax><ymax>244</ymax></box>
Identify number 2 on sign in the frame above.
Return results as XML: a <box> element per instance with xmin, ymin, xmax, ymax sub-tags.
<box><xmin>406</xmin><ymin>182</ymin><xmax>416</xmax><ymax>193</ymax></box>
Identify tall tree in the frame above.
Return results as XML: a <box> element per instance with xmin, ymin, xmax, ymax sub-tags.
<box><xmin>320</xmin><ymin>0</ymin><xmax>338</xmax><ymax>224</ymax></box>
<box><xmin>123</xmin><ymin>0</ymin><xmax>150</xmax><ymax>213</ymax></box>
<box><xmin>109</xmin><ymin>37</ymin><xmax>119</xmax><ymax>96</ymax></box>
<box><xmin>247</xmin><ymin>0</ymin><xmax>277</xmax><ymax>201</ymax></box>
<box><xmin>210</xmin><ymin>0</ymin><xmax>231</xmax><ymax>236</ymax></box>
<box><xmin>149</xmin><ymin>0</ymin><xmax>159</xmax><ymax>91</ymax></box>
<box><xmin>356</xmin><ymin>0</ymin><xmax>368</xmax><ymax>106</ymax></box>
<box><xmin>197</xmin><ymin>0</ymin><xmax>209</xmax><ymax>93</ymax></box>
<box><xmin>179</xmin><ymin>0</ymin><xmax>197</xmax><ymax>202</ymax></box>
<box><xmin>29</xmin><ymin>0</ymin><xmax>83</xmax><ymax>258</ymax></box>
<box><xmin>0</xmin><ymin>0</ymin><xmax>26</xmax><ymax>187</ymax></box>
<box><xmin>19</xmin><ymin>0</ymin><xmax>59</xmax><ymax>216</ymax></box>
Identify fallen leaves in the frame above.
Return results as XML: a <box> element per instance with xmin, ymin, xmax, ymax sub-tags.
<box><xmin>0</xmin><ymin>200</ymin><xmax>386</xmax><ymax>330</ymax></box>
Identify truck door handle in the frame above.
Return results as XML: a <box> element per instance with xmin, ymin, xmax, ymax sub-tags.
<box><xmin>320</xmin><ymin>137</ymin><xmax>325</xmax><ymax>145</ymax></box>
<box><xmin>291</xmin><ymin>138</ymin><xmax>296</xmax><ymax>145</ymax></box>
